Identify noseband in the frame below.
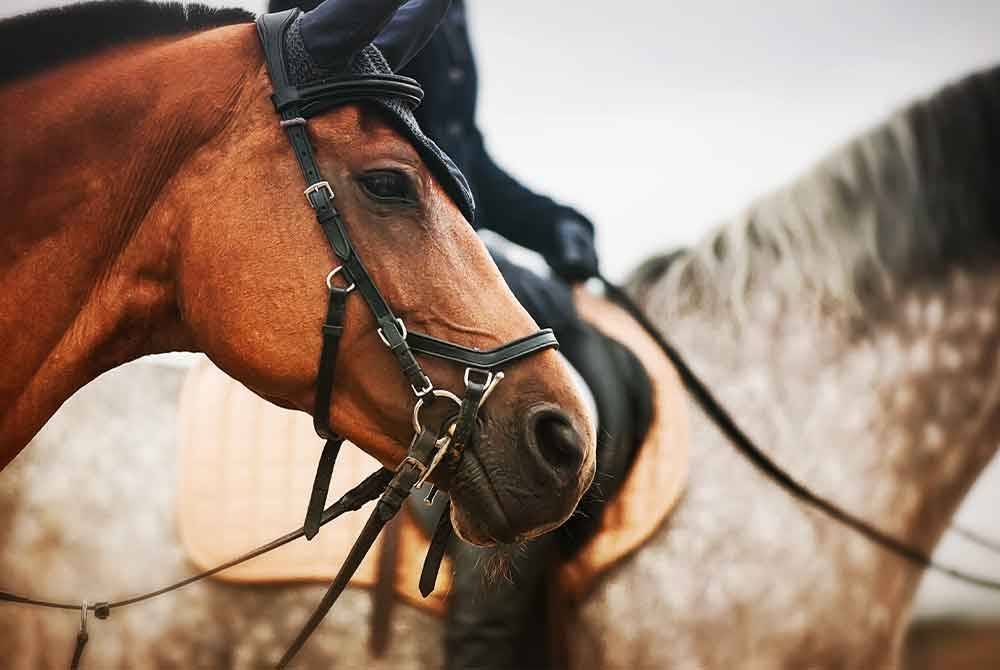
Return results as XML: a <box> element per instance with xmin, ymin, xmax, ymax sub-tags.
<box><xmin>257</xmin><ymin>9</ymin><xmax>558</xmax><ymax>666</ymax></box>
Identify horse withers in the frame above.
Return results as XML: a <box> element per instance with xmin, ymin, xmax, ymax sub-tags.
<box><xmin>0</xmin><ymin>0</ymin><xmax>595</xmax><ymax>548</ymax></box>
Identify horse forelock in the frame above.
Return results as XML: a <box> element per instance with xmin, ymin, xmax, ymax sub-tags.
<box><xmin>636</xmin><ymin>64</ymin><xmax>1000</xmax><ymax>328</ymax></box>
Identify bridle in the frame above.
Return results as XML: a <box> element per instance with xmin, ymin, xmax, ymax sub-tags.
<box><xmin>0</xmin><ymin>9</ymin><xmax>559</xmax><ymax>669</ymax></box>
<box><xmin>255</xmin><ymin>8</ymin><xmax>560</xmax><ymax>666</ymax></box>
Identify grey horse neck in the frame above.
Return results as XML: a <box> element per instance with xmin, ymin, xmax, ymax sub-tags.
<box><xmin>599</xmin><ymin>65</ymin><xmax>1000</xmax><ymax>668</ymax></box>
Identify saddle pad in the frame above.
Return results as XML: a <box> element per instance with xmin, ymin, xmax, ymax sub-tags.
<box><xmin>176</xmin><ymin>288</ymin><xmax>688</xmax><ymax>613</ymax></box>
<box><xmin>176</xmin><ymin>362</ymin><xmax>452</xmax><ymax>615</ymax></box>
<box><xmin>558</xmin><ymin>286</ymin><xmax>689</xmax><ymax>602</ymax></box>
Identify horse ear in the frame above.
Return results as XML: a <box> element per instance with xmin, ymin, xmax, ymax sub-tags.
<box><xmin>299</xmin><ymin>0</ymin><xmax>407</xmax><ymax>69</ymax></box>
<box><xmin>373</xmin><ymin>0</ymin><xmax>451</xmax><ymax>71</ymax></box>
<box><xmin>267</xmin><ymin>0</ymin><xmax>323</xmax><ymax>12</ymax></box>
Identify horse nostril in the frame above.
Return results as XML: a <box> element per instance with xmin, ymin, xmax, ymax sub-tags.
<box><xmin>527</xmin><ymin>409</ymin><xmax>584</xmax><ymax>474</ymax></box>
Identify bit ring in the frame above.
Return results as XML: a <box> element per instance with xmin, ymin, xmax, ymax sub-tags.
<box><xmin>412</xmin><ymin>390</ymin><xmax>461</xmax><ymax>433</ymax></box>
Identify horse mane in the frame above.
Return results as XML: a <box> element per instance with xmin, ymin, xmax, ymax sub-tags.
<box><xmin>633</xmin><ymin>64</ymin><xmax>1000</xmax><ymax>322</ymax></box>
<box><xmin>0</xmin><ymin>1</ymin><xmax>253</xmax><ymax>85</ymax></box>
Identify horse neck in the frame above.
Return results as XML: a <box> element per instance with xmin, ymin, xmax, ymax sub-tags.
<box><xmin>629</xmin><ymin>71</ymin><xmax>1000</xmax><ymax>662</ymax></box>
<box><xmin>627</xmin><ymin>270</ymin><xmax>1000</xmax><ymax>666</ymax></box>
<box><xmin>0</xmin><ymin>24</ymin><xmax>260</xmax><ymax>463</ymax></box>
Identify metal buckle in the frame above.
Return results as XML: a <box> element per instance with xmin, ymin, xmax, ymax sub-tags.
<box><xmin>377</xmin><ymin>317</ymin><xmax>408</xmax><ymax>347</ymax></box>
<box><xmin>304</xmin><ymin>181</ymin><xmax>334</xmax><ymax>207</ymax></box>
<box><xmin>410</xmin><ymin>375</ymin><xmax>434</xmax><ymax>398</ymax></box>
<box><xmin>464</xmin><ymin>368</ymin><xmax>493</xmax><ymax>388</ymax></box>
<box><xmin>412</xmin><ymin>389</ymin><xmax>462</xmax><ymax>433</ymax></box>
<box><xmin>401</xmin><ymin>455</ymin><xmax>428</xmax><ymax>477</ymax></box>
<box><xmin>325</xmin><ymin>266</ymin><xmax>356</xmax><ymax>293</ymax></box>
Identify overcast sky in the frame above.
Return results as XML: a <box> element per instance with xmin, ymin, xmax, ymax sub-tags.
<box><xmin>5</xmin><ymin>0</ymin><xmax>1000</xmax><ymax>618</ymax></box>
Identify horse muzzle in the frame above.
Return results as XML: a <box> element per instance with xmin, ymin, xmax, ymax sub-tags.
<box><xmin>447</xmin><ymin>402</ymin><xmax>594</xmax><ymax>546</ymax></box>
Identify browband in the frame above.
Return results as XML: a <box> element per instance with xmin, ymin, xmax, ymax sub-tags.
<box><xmin>271</xmin><ymin>74</ymin><xmax>425</xmax><ymax>117</ymax></box>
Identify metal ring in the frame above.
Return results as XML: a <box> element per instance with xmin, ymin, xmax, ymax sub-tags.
<box><xmin>479</xmin><ymin>371</ymin><xmax>505</xmax><ymax>407</ymax></box>
<box><xmin>80</xmin><ymin>601</ymin><xmax>89</xmax><ymax>633</ymax></box>
<box><xmin>325</xmin><ymin>266</ymin><xmax>355</xmax><ymax>293</ymax></box>
<box><xmin>412</xmin><ymin>389</ymin><xmax>461</xmax><ymax>433</ymax></box>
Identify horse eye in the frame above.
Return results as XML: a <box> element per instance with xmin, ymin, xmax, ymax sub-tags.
<box><xmin>358</xmin><ymin>171</ymin><xmax>414</xmax><ymax>203</ymax></box>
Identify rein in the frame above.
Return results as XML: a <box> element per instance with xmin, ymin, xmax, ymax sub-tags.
<box><xmin>596</xmin><ymin>276</ymin><xmax>1000</xmax><ymax>593</ymax></box>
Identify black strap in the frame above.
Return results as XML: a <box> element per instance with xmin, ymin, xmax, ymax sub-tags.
<box><xmin>370</xmin><ymin>512</ymin><xmax>403</xmax><ymax>657</ymax></box>
<box><xmin>417</xmin><ymin>372</ymin><xmax>484</xmax><ymax>598</ymax></box>
<box><xmin>312</xmin><ymin>286</ymin><xmax>348</xmax><ymax>438</ymax></box>
<box><xmin>408</xmin><ymin>329</ymin><xmax>558</xmax><ymax>370</ymax></box>
<box><xmin>303</xmin><ymin>438</ymin><xmax>343</xmax><ymax>540</ymax></box>
<box><xmin>449</xmin><ymin>373</ymin><xmax>487</xmax><ymax>458</ymax></box>
<box><xmin>69</xmin><ymin>630</ymin><xmax>88</xmax><ymax>670</ymax></box>
<box><xmin>273</xmin><ymin>74</ymin><xmax>424</xmax><ymax>117</ymax></box>
<box><xmin>597</xmin><ymin>275</ymin><xmax>1000</xmax><ymax>592</ymax></box>
<box><xmin>418</xmin><ymin>500</ymin><xmax>453</xmax><ymax>597</ymax></box>
<box><xmin>258</xmin><ymin>9</ymin><xmax>438</xmax><ymax>404</ymax></box>
<box><xmin>277</xmin><ymin>428</ymin><xmax>439</xmax><ymax>668</ymax></box>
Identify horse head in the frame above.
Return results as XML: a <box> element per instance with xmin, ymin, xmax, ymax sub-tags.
<box><xmin>174</xmin><ymin>0</ymin><xmax>595</xmax><ymax>545</ymax></box>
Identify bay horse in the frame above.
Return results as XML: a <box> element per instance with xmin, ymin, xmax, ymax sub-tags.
<box><xmin>0</xmin><ymin>0</ymin><xmax>595</xmax><ymax>551</ymax></box>
<box><xmin>6</xmin><ymin>54</ymin><xmax>1000</xmax><ymax>670</ymax></box>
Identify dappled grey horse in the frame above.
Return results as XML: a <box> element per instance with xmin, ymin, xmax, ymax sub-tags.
<box><xmin>3</xmin><ymin>61</ymin><xmax>1000</xmax><ymax>670</ymax></box>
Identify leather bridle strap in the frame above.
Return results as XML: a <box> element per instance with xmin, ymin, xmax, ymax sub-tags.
<box><xmin>276</xmin><ymin>428</ymin><xmax>439</xmax><ymax>669</ymax></box>
<box><xmin>303</xmin><ymin>438</ymin><xmax>342</xmax><ymax>540</ymax></box>
<box><xmin>303</xmin><ymin>280</ymin><xmax>349</xmax><ymax>540</ymax></box>
<box><xmin>259</xmin><ymin>12</ymin><xmax>437</xmax><ymax>403</ymax></box>
<box><xmin>418</xmin><ymin>499</ymin><xmax>454</xmax><ymax>597</ymax></box>
<box><xmin>258</xmin><ymin>8</ymin><xmax>559</xmax><ymax>549</ymax></box>
<box><xmin>416</xmin><ymin>370</ymin><xmax>488</xmax><ymax>596</ymax></box>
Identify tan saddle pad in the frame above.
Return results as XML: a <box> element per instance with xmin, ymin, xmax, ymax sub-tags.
<box><xmin>176</xmin><ymin>289</ymin><xmax>688</xmax><ymax>614</ymax></box>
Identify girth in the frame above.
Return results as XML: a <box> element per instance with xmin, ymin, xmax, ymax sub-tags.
<box><xmin>256</xmin><ymin>9</ymin><xmax>559</xmax><ymax>667</ymax></box>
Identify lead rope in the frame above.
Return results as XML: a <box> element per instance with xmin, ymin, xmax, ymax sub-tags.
<box><xmin>597</xmin><ymin>275</ymin><xmax>1000</xmax><ymax>591</ymax></box>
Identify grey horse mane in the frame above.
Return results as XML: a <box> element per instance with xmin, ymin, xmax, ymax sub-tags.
<box><xmin>632</xmin><ymin>65</ymin><xmax>1000</xmax><ymax>325</ymax></box>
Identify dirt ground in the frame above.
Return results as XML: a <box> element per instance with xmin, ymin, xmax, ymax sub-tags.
<box><xmin>904</xmin><ymin>619</ymin><xmax>1000</xmax><ymax>669</ymax></box>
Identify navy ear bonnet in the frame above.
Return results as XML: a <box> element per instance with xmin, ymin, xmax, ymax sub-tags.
<box><xmin>279</xmin><ymin>14</ymin><xmax>475</xmax><ymax>222</ymax></box>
